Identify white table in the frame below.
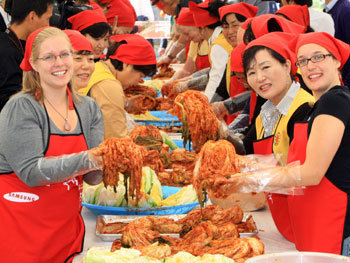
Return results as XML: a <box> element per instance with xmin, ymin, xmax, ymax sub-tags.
<box><xmin>73</xmin><ymin>206</ymin><xmax>297</xmax><ymax>262</ymax></box>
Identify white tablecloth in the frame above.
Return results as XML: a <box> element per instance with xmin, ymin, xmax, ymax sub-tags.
<box><xmin>73</xmin><ymin>206</ymin><xmax>297</xmax><ymax>262</ymax></box>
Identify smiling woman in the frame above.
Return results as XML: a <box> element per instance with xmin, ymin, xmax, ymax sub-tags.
<box><xmin>64</xmin><ymin>29</ymin><xmax>95</xmax><ymax>90</ymax></box>
<box><xmin>221</xmin><ymin>32</ymin><xmax>350</xmax><ymax>256</ymax></box>
<box><xmin>0</xmin><ymin>26</ymin><xmax>105</xmax><ymax>263</ymax></box>
<box><xmin>79</xmin><ymin>34</ymin><xmax>157</xmax><ymax>140</ymax></box>
<box><xmin>241</xmin><ymin>32</ymin><xmax>314</xmax><ymax>242</ymax></box>
<box><xmin>68</xmin><ymin>9</ymin><xmax>112</xmax><ymax>60</ymax></box>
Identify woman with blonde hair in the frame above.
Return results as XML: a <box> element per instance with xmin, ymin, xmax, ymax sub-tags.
<box><xmin>0</xmin><ymin>26</ymin><xmax>105</xmax><ymax>262</ymax></box>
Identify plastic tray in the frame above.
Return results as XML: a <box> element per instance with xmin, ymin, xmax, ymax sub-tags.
<box><xmin>82</xmin><ymin>186</ymin><xmax>199</xmax><ymax>216</ymax></box>
<box><xmin>82</xmin><ymin>202</ymin><xmax>199</xmax><ymax>216</ymax></box>
<box><xmin>134</xmin><ymin>111</ymin><xmax>182</xmax><ymax>127</ymax></box>
<box><xmin>96</xmin><ymin>214</ymin><xmax>186</xmax><ymax>241</ymax></box>
<box><xmin>95</xmin><ymin>214</ymin><xmax>258</xmax><ymax>242</ymax></box>
<box><xmin>173</xmin><ymin>139</ymin><xmax>193</xmax><ymax>151</ymax></box>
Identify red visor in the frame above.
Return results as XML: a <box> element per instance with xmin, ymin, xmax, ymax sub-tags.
<box><xmin>189</xmin><ymin>1</ymin><xmax>219</xmax><ymax>27</ymax></box>
<box><xmin>64</xmin><ymin>30</ymin><xmax>93</xmax><ymax>52</ymax></box>
<box><xmin>176</xmin><ymin>7</ymin><xmax>195</xmax><ymax>26</ymax></box>
<box><xmin>219</xmin><ymin>3</ymin><xmax>258</xmax><ymax>21</ymax></box>
<box><xmin>20</xmin><ymin>26</ymin><xmax>51</xmax><ymax>72</ymax></box>
<box><xmin>245</xmin><ymin>32</ymin><xmax>298</xmax><ymax>75</ymax></box>
<box><xmin>68</xmin><ymin>10</ymin><xmax>108</xmax><ymax>31</ymax></box>
<box><xmin>276</xmin><ymin>5</ymin><xmax>310</xmax><ymax>28</ymax></box>
<box><xmin>295</xmin><ymin>32</ymin><xmax>350</xmax><ymax>69</ymax></box>
<box><xmin>109</xmin><ymin>34</ymin><xmax>156</xmax><ymax>65</ymax></box>
<box><xmin>106</xmin><ymin>0</ymin><xmax>136</xmax><ymax>27</ymax></box>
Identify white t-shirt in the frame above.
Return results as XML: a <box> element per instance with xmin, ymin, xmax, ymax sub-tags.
<box><xmin>0</xmin><ymin>7</ymin><xmax>11</xmax><ymax>28</ymax></box>
<box><xmin>308</xmin><ymin>7</ymin><xmax>335</xmax><ymax>36</ymax></box>
<box><xmin>205</xmin><ymin>27</ymin><xmax>229</xmax><ymax>101</ymax></box>
<box><xmin>129</xmin><ymin>0</ymin><xmax>154</xmax><ymax>21</ymax></box>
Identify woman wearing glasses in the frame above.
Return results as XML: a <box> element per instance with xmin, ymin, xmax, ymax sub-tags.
<box><xmin>220</xmin><ymin>32</ymin><xmax>350</xmax><ymax>255</ymax></box>
<box><xmin>283</xmin><ymin>32</ymin><xmax>350</xmax><ymax>255</ymax></box>
<box><xmin>0</xmin><ymin>27</ymin><xmax>105</xmax><ymax>262</ymax></box>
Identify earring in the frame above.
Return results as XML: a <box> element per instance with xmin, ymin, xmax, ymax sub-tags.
<box><xmin>286</xmin><ymin>76</ymin><xmax>291</xmax><ymax>86</ymax></box>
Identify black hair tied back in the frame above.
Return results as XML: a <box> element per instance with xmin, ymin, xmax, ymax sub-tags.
<box><xmin>107</xmin><ymin>40</ymin><xmax>157</xmax><ymax>77</ymax></box>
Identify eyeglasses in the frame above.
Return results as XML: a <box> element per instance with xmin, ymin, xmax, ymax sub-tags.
<box><xmin>295</xmin><ymin>54</ymin><xmax>333</xmax><ymax>68</ymax></box>
<box><xmin>37</xmin><ymin>51</ymin><xmax>72</xmax><ymax>63</ymax></box>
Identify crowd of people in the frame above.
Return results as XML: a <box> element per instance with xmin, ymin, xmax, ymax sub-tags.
<box><xmin>0</xmin><ymin>0</ymin><xmax>349</xmax><ymax>262</ymax></box>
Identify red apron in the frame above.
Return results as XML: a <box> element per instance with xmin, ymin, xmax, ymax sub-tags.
<box><xmin>249</xmin><ymin>91</ymin><xmax>257</xmax><ymax>125</ymax></box>
<box><xmin>0</xmin><ymin>117</ymin><xmax>88</xmax><ymax>262</ymax></box>
<box><xmin>287</xmin><ymin>123</ymin><xmax>347</xmax><ymax>254</ymax></box>
<box><xmin>185</xmin><ymin>41</ymin><xmax>191</xmax><ymax>59</ymax></box>
<box><xmin>224</xmin><ymin>74</ymin><xmax>247</xmax><ymax>124</ymax></box>
<box><xmin>253</xmin><ymin>130</ymin><xmax>294</xmax><ymax>242</ymax></box>
<box><xmin>195</xmin><ymin>54</ymin><xmax>210</xmax><ymax>71</ymax></box>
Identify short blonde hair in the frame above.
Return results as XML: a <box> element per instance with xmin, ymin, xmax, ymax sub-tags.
<box><xmin>21</xmin><ymin>27</ymin><xmax>80</xmax><ymax>103</ymax></box>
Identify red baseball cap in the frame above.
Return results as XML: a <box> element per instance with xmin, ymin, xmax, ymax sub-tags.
<box><xmin>109</xmin><ymin>34</ymin><xmax>156</xmax><ymax>65</ymax></box>
<box><xmin>68</xmin><ymin>10</ymin><xmax>108</xmax><ymax>31</ymax></box>
<box><xmin>219</xmin><ymin>3</ymin><xmax>258</xmax><ymax>21</ymax></box>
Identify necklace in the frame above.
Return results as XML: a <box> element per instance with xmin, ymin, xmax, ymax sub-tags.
<box><xmin>45</xmin><ymin>96</ymin><xmax>71</xmax><ymax>131</ymax></box>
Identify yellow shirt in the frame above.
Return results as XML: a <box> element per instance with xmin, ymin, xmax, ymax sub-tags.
<box><xmin>187</xmin><ymin>40</ymin><xmax>209</xmax><ymax>64</ymax></box>
<box><xmin>80</xmin><ymin>62</ymin><xmax>128</xmax><ymax>139</ymax></box>
<box><xmin>255</xmin><ymin>88</ymin><xmax>314</xmax><ymax>165</ymax></box>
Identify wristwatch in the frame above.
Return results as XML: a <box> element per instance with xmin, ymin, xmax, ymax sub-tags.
<box><xmin>167</xmin><ymin>54</ymin><xmax>176</xmax><ymax>60</ymax></box>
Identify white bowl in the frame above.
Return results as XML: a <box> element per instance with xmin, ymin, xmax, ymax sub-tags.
<box><xmin>209</xmin><ymin>192</ymin><xmax>267</xmax><ymax>212</ymax></box>
<box><xmin>246</xmin><ymin>252</ymin><xmax>350</xmax><ymax>263</ymax></box>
